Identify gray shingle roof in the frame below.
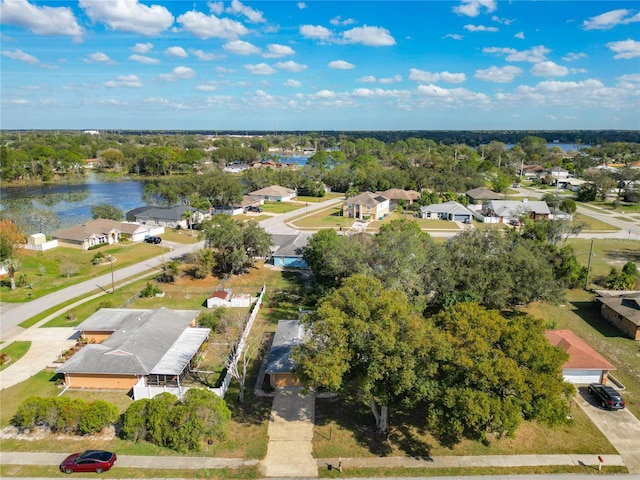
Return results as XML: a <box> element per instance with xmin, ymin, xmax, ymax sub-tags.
<box><xmin>57</xmin><ymin>308</ymin><xmax>202</xmax><ymax>376</ymax></box>
<box><xmin>265</xmin><ymin>320</ymin><xmax>304</xmax><ymax>374</ymax></box>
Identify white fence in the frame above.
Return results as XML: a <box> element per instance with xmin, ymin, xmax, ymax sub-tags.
<box><xmin>22</xmin><ymin>239</ymin><xmax>59</xmax><ymax>251</ymax></box>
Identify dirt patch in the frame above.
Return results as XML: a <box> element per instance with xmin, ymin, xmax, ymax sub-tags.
<box><xmin>0</xmin><ymin>425</ymin><xmax>116</xmax><ymax>442</ymax></box>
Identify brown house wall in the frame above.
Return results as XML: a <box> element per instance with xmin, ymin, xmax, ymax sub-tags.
<box><xmin>601</xmin><ymin>304</ymin><xmax>640</xmax><ymax>340</ymax></box>
<box><xmin>81</xmin><ymin>331</ymin><xmax>112</xmax><ymax>343</ymax></box>
<box><xmin>64</xmin><ymin>374</ymin><xmax>138</xmax><ymax>389</ymax></box>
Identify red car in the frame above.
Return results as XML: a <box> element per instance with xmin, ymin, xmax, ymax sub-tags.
<box><xmin>60</xmin><ymin>450</ymin><xmax>117</xmax><ymax>474</ymax></box>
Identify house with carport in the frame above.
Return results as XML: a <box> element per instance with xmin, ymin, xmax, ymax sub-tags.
<box><xmin>545</xmin><ymin>329</ymin><xmax>617</xmax><ymax>384</ymax></box>
<box><xmin>343</xmin><ymin>192</ymin><xmax>390</xmax><ymax>220</ymax></box>
<box><xmin>56</xmin><ymin>307</ymin><xmax>208</xmax><ymax>399</ymax></box>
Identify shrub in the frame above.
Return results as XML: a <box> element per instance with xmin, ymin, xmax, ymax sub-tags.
<box><xmin>78</xmin><ymin>400</ymin><xmax>119</xmax><ymax>434</ymax></box>
<box><xmin>92</xmin><ymin>252</ymin><xmax>105</xmax><ymax>265</ymax></box>
<box><xmin>140</xmin><ymin>282</ymin><xmax>162</xmax><ymax>298</ymax></box>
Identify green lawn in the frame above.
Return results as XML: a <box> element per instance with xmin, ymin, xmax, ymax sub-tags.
<box><xmin>260</xmin><ymin>202</ymin><xmax>304</xmax><ymax>214</ymax></box>
<box><xmin>572</xmin><ymin>213</ymin><xmax>620</xmax><ymax>232</ymax></box>
<box><xmin>564</xmin><ymin>238</ymin><xmax>640</xmax><ymax>280</ymax></box>
<box><xmin>0</xmin><ymin>342</ymin><xmax>31</xmax><ymax>372</ymax></box>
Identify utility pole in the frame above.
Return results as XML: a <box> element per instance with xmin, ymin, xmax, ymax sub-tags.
<box><xmin>107</xmin><ymin>255</ymin><xmax>115</xmax><ymax>293</ymax></box>
<box><xmin>585</xmin><ymin>239</ymin><xmax>595</xmax><ymax>290</ymax></box>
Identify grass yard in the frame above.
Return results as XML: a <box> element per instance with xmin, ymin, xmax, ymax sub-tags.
<box><xmin>0</xmin><ymin>342</ymin><xmax>31</xmax><ymax>372</ymax></box>
<box><xmin>290</xmin><ymin>207</ymin><xmax>355</xmax><ymax>230</ymax></box>
<box><xmin>297</xmin><ymin>193</ymin><xmax>343</xmax><ymax>203</ymax></box>
<box><xmin>260</xmin><ymin>202</ymin><xmax>304</xmax><ymax>214</ymax></box>
<box><xmin>312</xmin><ymin>388</ymin><xmax>617</xmax><ymax>459</ymax></box>
<box><xmin>564</xmin><ymin>238</ymin><xmax>640</xmax><ymax>281</ymax></box>
<box><xmin>572</xmin><ymin>213</ymin><xmax>620</xmax><ymax>232</ymax></box>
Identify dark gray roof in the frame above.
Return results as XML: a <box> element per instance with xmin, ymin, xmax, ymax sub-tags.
<box><xmin>128</xmin><ymin>205</ymin><xmax>206</xmax><ymax>222</ymax></box>
<box><xmin>271</xmin><ymin>233</ymin><xmax>311</xmax><ymax>258</ymax></box>
<box><xmin>57</xmin><ymin>308</ymin><xmax>202</xmax><ymax>376</ymax></box>
<box><xmin>265</xmin><ymin>320</ymin><xmax>304</xmax><ymax>374</ymax></box>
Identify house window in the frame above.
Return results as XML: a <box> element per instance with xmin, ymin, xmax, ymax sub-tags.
<box><xmin>366</xmin><ymin>203</ymin><xmax>372</xmax><ymax>209</ymax></box>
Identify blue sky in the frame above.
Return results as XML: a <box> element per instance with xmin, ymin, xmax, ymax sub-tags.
<box><xmin>1</xmin><ymin>0</ymin><xmax>639</xmax><ymax>131</ymax></box>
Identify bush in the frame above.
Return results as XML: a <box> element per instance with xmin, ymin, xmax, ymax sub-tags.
<box><xmin>92</xmin><ymin>252</ymin><xmax>105</xmax><ymax>265</ymax></box>
<box><xmin>140</xmin><ymin>282</ymin><xmax>162</xmax><ymax>298</ymax></box>
<box><xmin>78</xmin><ymin>400</ymin><xmax>119</xmax><ymax>434</ymax></box>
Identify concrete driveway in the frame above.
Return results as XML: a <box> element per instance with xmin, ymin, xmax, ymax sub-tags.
<box><xmin>575</xmin><ymin>387</ymin><xmax>640</xmax><ymax>473</ymax></box>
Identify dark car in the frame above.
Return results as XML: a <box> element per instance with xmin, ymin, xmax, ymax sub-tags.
<box><xmin>588</xmin><ymin>383</ymin><xmax>626</xmax><ymax>410</ymax></box>
<box><xmin>144</xmin><ymin>236</ymin><xmax>161</xmax><ymax>244</ymax></box>
<box><xmin>60</xmin><ymin>450</ymin><xmax>117</xmax><ymax>474</ymax></box>
<box><xmin>509</xmin><ymin>219</ymin><xmax>521</xmax><ymax>227</ymax></box>
<box><xmin>247</xmin><ymin>205</ymin><xmax>263</xmax><ymax>213</ymax></box>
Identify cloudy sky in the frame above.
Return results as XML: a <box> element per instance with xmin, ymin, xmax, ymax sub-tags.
<box><xmin>1</xmin><ymin>0</ymin><xmax>639</xmax><ymax>131</ymax></box>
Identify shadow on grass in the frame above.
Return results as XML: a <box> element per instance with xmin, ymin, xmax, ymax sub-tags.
<box><xmin>570</xmin><ymin>300</ymin><xmax>626</xmax><ymax>338</ymax></box>
<box><xmin>605</xmin><ymin>248</ymin><xmax>640</xmax><ymax>264</ymax></box>
<box><xmin>314</xmin><ymin>393</ymin><xmax>435</xmax><ymax>458</ymax></box>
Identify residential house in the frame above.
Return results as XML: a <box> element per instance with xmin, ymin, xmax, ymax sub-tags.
<box><xmin>376</xmin><ymin>189</ymin><xmax>421</xmax><ymax>206</ymax></box>
<box><xmin>126</xmin><ymin>205</ymin><xmax>207</xmax><ymax>229</ymax></box>
<box><xmin>483</xmin><ymin>199</ymin><xmax>550</xmax><ymax>223</ymax></box>
<box><xmin>263</xmin><ymin>319</ymin><xmax>304</xmax><ymax>389</ymax></box>
<box><xmin>56</xmin><ymin>308</ymin><xmax>208</xmax><ymax>397</ymax></box>
<box><xmin>597</xmin><ymin>291</ymin><xmax>640</xmax><ymax>340</ymax></box>
<box><xmin>561</xmin><ymin>178</ymin><xmax>587</xmax><ymax>191</ymax></box>
<box><xmin>465</xmin><ymin>187</ymin><xmax>502</xmax><ymax>208</ymax></box>
<box><xmin>419</xmin><ymin>201</ymin><xmax>472</xmax><ymax>222</ymax></box>
<box><xmin>53</xmin><ymin>219</ymin><xmax>123</xmax><ymax>250</ymax></box>
<box><xmin>547</xmin><ymin>167</ymin><xmax>570</xmax><ymax>180</ymax></box>
<box><xmin>248</xmin><ymin>185</ymin><xmax>297</xmax><ymax>202</ymax></box>
<box><xmin>270</xmin><ymin>233</ymin><xmax>311</xmax><ymax>268</ymax></box>
<box><xmin>545</xmin><ymin>329</ymin><xmax>617</xmax><ymax>384</ymax></box>
<box><xmin>343</xmin><ymin>192</ymin><xmax>390</xmax><ymax>220</ymax></box>
<box><xmin>521</xmin><ymin>164</ymin><xmax>546</xmax><ymax>178</ymax></box>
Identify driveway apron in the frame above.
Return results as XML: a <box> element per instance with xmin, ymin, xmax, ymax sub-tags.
<box><xmin>260</xmin><ymin>388</ymin><xmax>317</xmax><ymax>478</ymax></box>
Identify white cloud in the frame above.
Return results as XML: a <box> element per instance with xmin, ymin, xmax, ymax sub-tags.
<box><xmin>351</xmin><ymin>88</ymin><xmax>409</xmax><ymax>98</ymax></box>
<box><xmin>316</xmin><ymin>90</ymin><xmax>336</xmax><ymax>98</ymax></box>
<box><xmin>297</xmin><ymin>2</ymin><xmax>307</xmax><ymax>9</ymax></box>
<box><xmin>2</xmin><ymin>98</ymin><xmax>31</xmax><ymax>105</ymax></box>
<box><xmin>330</xmin><ymin>16</ymin><xmax>356</xmax><ymax>26</ymax></box>
<box><xmin>515</xmin><ymin>31</ymin><xmax>525</xmax><ymax>39</ymax></box>
<box><xmin>357</xmin><ymin>75</ymin><xmax>377</xmax><ymax>83</ymax></box>
<box><xmin>328</xmin><ymin>60</ymin><xmax>355</xmax><ymax>69</ymax></box>
<box><xmin>79</xmin><ymin>0</ymin><xmax>173</xmax><ymax>36</ymax></box>
<box><xmin>464</xmin><ymin>24</ymin><xmax>498</xmax><ymax>32</ymax></box>
<box><xmin>530</xmin><ymin>61</ymin><xmax>569</xmax><ymax>77</ymax></box>
<box><xmin>491</xmin><ymin>15</ymin><xmax>513</xmax><ymax>25</ymax></box>
<box><xmin>342</xmin><ymin>26</ymin><xmax>396</xmax><ymax>46</ymax></box>
<box><xmin>165</xmin><ymin>46</ymin><xmax>187</xmax><ymax>58</ymax></box>
<box><xmin>414</xmin><ymin>84</ymin><xmax>491</xmax><ymax>106</ymax></box>
<box><xmin>84</xmin><ymin>52</ymin><xmax>114</xmax><ymax>63</ymax></box>
<box><xmin>300</xmin><ymin>24</ymin><xmax>333</xmax><ymax>40</ymax></box>
<box><xmin>379</xmin><ymin>75</ymin><xmax>402</xmax><ymax>84</ymax></box>
<box><xmin>191</xmin><ymin>49</ymin><xmax>221</xmax><ymax>61</ymax></box>
<box><xmin>606</xmin><ymin>39</ymin><xmax>640</xmax><ymax>59</ymax></box>
<box><xmin>244</xmin><ymin>63</ymin><xmax>276</xmax><ymax>75</ymax></box>
<box><xmin>453</xmin><ymin>0</ymin><xmax>497</xmax><ymax>17</ymax></box>
<box><xmin>131</xmin><ymin>42</ymin><xmax>153</xmax><ymax>53</ymax></box>
<box><xmin>226</xmin><ymin>0</ymin><xmax>265</xmax><ymax>23</ymax></box>
<box><xmin>159</xmin><ymin>66</ymin><xmax>196</xmax><ymax>81</ymax></box>
<box><xmin>474</xmin><ymin>65</ymin><xmax>522</xmax><ymax>83</ymax></box>
<box><xmin>409</xmin><ymin>69</ymin><xmax>466</xmax><ymax>84</ymax></box>
<box><xmin>129</xmin><ymin>54</ymin><xmax>160</xmax><ymax>64</ymax></box>
<box><xmin>483</xmin><ymin>45</ymin><xmax>550</xmax><ymax>62</ymax></box>
<box><xmin>263</xmin><ymin>44</ymin><xmax>295</xmax><ymax>58</ymax></box>
<box><xmin>562</xmin><ymin>52</ymin><xmax>587</xmax><ymax>62</ymax></box>
<box><xmin>274</xmin><ymin>61</ymin><xmax>307</xmax><ymax>72</ymax></box>
<box><xmin>582</xmin><ymin>9</ymin><xmax>640</xmax><ymax>30</ymax></box>
<box><xmin>104</xmin><ymin>74</ymin><xmax>142</xmax><ymax>88</ymax></box>
<box><xmin>0</xmin><ymin>0</ymin><xmax>83</xmax><ymax>38</ymax></box>
<box><xmin>178</xmin><ymin>10</ymin><xmax>249</xmax><ymax>40</ymax></box>
<box><xmin>2</xmin><ymin>48</ymin><xmax>38</xmax><ymax>64</ymax></box>
<box><xmin>196</xmin><ymin>83</ymin><xmax>217</xmax><ymax>91</ymax></box>
<box><xmin>223</xmin><ymin>40</ymin><xmax>260</xmax><ymax>55</ymax></box>
<box><xmin>284</xmin><ymin>79</ymin><xmax>301</xmax><ymax>87</ymax></box>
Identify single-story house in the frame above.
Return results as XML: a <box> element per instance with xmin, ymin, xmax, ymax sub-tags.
<box><xmin>547</xmin><ymin>167</ymin><xmax>570</xmax><ymax>179</ymax></box>
<box><xmin>465</xmin><ymin>187</ymin><xmax>502</xmax><ymax>205</ymax></box>
<box><xmin>343</xmin><ymin>192</ymin><xmax>390</xmax><ymax>220</ymax></box>
<box><xmin>126</xmin><ymin>205</ymin><xmax>208</xmax><ymax>229</ymax></box>
<box><xmin>263</xmin><ymin>319</ymin><xmax>304</xmax><ymax>389</ymax></box>
<box><xmin>483</xmin><ymin>199</ymin><xmax>550</xmax><ymax>222</ymax></box>
<box><xmin>419</xmin><ymin>201</ymin><xmax>472</xmax><ymax>222</ymax></box>
<box><xmin>561</xmin><ymin>178</ymin><xmax>587</xmax><ymax>191</ymax></box>
<box><xmin>376</xmin><ymin>189</ymin><xmax>420</xmax><ymax>206</ymax></box>
<box><xmin>545</xmin><ymin>329</ymin><xmax>617</xmax><ymax>384</ymax></box>
<box><xmin>249</xmin><ymin>185</ymin><xmax>297</xmax><ymax>202</ymax></box>
<box><xmin>270</xmin><ymin>233</ymin><xmax>311</xmax><ymax>268</ymax></box>
<box><xmin>596</xmin><ymin>291</ymin><xmax>640</xmax><ymax>340</ymax></box>
<box><xmin>56</xmin><ymin>308</ymin><xmax>208</xmax><ymax>394</ymax></box>
<box><xmin>521</xmin><ymin>164</ymin><xmax>546</xmax><ymax>178</ymax></box>
<box><xmin>53</xmin><ymin>219</ymin><xmax>122</xmax><ymax>250</ymax></box>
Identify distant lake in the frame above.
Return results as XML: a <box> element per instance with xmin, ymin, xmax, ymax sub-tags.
<box><xmin>0</xmin><ymin>175</ymin><xmax>147</xmax><ymax>232</ymax></box>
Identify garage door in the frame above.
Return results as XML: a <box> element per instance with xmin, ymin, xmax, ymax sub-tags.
<box><xmin>454</xmin><ymin>214</ymin><xmax>469</xmax><ymax>221</ymax></box>
<box><xmin>563</xmin><ymin>369</ymin><xmax>602</xmax><ymax>384</ymax></box>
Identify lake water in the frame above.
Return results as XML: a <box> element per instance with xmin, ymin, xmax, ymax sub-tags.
<box><xmin>0</xmin><ymin>175</ymin><xmax>147</xmax><ymax>231</ymax></box>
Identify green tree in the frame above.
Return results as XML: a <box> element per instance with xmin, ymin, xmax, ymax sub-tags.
<box><xmin>293</xmin><ymin>275</ymin><xmax>444</xmax><ymax>433</ymax></box>
<box><xmin>424</xmin><ymin>303</ymin><xmax>573</xmax><ymax>443</ymax></box>
<box><xmin>78</xmin><ymin>400</ymin><xmax>119</xmax><ymax>435</ymax></box>
<box><xmin>91</xmin><ymin>203</ymin><xmax>124</xmax><ymax>221</ymax></box>
<box><xmin>577</xmin><ymin>183</ymin><xmax>598</xmax><ymax>202</ymax></box>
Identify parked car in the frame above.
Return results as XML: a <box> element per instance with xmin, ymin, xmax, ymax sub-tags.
<box><xmin>509</xmin><ymin>219</ymin><xmax>521</xmax><ymax>227</ymax></box>
<box><xmin>60</xmin><ymin>450</ymin><xmax>117</xmax><ymax>474</ymax></box>
<box><xmin>247</xmin><ymin>205</ymin><xmax>263</xmax><ymax>213</ymax></box>
<box><xmin>144</xmin><ymin>236</ymin><xmax>161</xmax><ymax>244</ymax></box>
<box><xmin>588</xmin><ymin>383</ymin><xmax>626</xmax><ymax>410</ymax></box>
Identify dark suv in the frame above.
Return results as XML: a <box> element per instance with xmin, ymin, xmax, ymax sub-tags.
<box><xmin>144</xmin><ymin>236</ymin><xmax>161</xmax><ymax>244</ymax></box>
<box><xmin>588</xmin><ymin>383</ymin><xmax>625</xmax><ymax>410</ymax></box>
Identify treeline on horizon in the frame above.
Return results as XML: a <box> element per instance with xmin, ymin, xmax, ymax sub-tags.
<box><xmin>5</xmin><ymin>129</ymin><xmax>640</xmax><ymax>145</ymax></box>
